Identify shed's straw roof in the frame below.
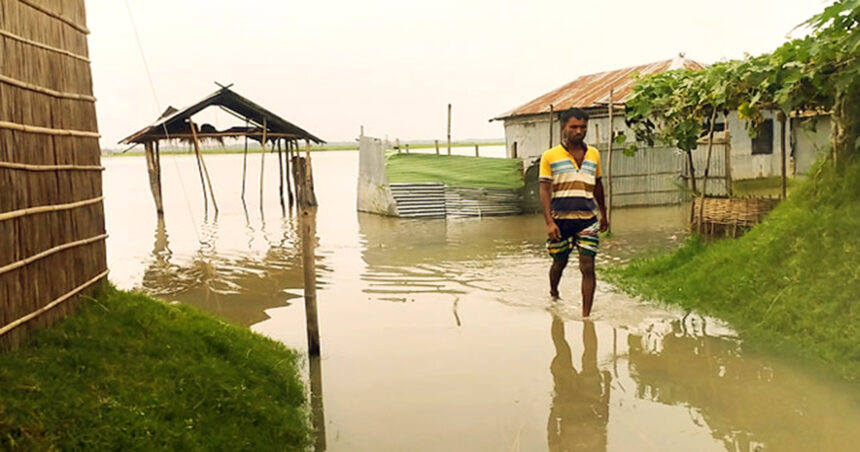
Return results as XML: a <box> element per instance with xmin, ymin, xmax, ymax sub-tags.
<box><xmin>120</xmin><ymin>86</ymin><xmax>324</xmax><ymax>144</ymax></box>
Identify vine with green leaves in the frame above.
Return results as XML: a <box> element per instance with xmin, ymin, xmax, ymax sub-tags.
<box><xmin>617</xmin><ymin>0</ymin><xmax>859</xmax><ymax>193</ymax></box>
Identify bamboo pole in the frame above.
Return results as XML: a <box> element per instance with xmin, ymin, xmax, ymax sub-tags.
<box><xmin>0</xmin><ymin>196</ymin><xmax>104</xmax><ymax>222</ymax></box>
<box><xmin>277</xmin><ymin>139</ymin><xmax>286</xmax><ymax>213</ymax></box>
<box><xmin>309</xmin><ymin>355</ymin><xmax>327</xmax><ymax>451</ymax></box>
<box><xmin>548</xmin><ymin>104</ymin><xmax>554</xmax><ymax>149</ymax></box>
<box><xmin>447</xmin><ymin>103</ymin><xmax>452</xmax><ymax>155</ymax></box>
<box><xmin>144</xmin><ymin>141</ymin><xmax>164</xmax><ymax>215</ymax></box>
<box><xmin>0</xmin><ymin>74</ymin><xmax>96</xmax><ymax>101</ymax></box>
<box><xmin>0</xmin><ymin>234</ymin><xmax>108</xmax><ymax>276</ymax></box>
<box><xmin>189</xmin><ymin>120</ymin><xmax>218</xmax><ymax>213</ymax></box>
<box><xmin>698</xmin><ymin>108</ymin><xmax>719</xmax><ymax>233</ymax></box>
<box><xmin>18</xmin><ymin>0</ymin><xmax>91</xmax><ymax>34</ymax></box>
<box><xmin>301</xmin><ymin>207</ymin><xmax>321</xmax><ymax>356</ymax></box>
<box><xmin>0</xmin><ymin>29</ymin><xmax>90</xmax><ymax>62</ymax></box>
<box><xmin>0</xmin><ymin>120</ymin><xmax>99</xmax><ymax>138</ymax></box>
<box><xmin>241</xmin><ymin>120</ymin><xmax>249</xmax><ymax>200</ymax></box>
<box><xmin>778</xmin><ymin>112</ymin><xmax>787</xmax><ymax>200</ymax></box>
<box><xmin>725</xmin><ymin>129</ymin><xmax>733</xmax><ymax>197</ymax></box>
<box><xmin>0</xmin><ymin>270</ymin><xmax>109</xmax><ymax>337</ymax></box>
<box><xmin>259</xmin><ymin>118</ymin><xmax>268</xmax><ymax>211</ymax></box>
<box><xmin>305</xmin><ymin>140</ymin><xmax>317</xmax><ymax>207</ymax></box>
<box><xmin>285</xmin><ymin>139</ymin><xmax>294</xmax><ymax>208</ymax></box>
<box><xmin>607</xmin><ymin>90</ymin><xmax>614</xmax><ymax>233</ymax></box>
<box><xmin>0</xmin><ymin>161</ymin><xmax>103</xmax><ymax>171</ymax></box>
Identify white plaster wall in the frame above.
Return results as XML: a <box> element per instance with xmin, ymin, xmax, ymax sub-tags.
<box><xmin>792</xmin><ymin>115</ymin><xmax>831</xmax><ymax>175</ymax></box>
<box><xmin>356</xmin><ymin>135</ymin><xmax>398</xmax><ymax>215</ymax></box>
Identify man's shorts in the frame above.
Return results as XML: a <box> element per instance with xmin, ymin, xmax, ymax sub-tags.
<box><xmin>546</xmin><ymin>218</ymin><xmax>599</xmax><ymax>260</ymax></box>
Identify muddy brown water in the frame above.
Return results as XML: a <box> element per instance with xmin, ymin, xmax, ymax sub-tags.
<box><xmin>104</xmin><ymin>150</ymin><xmax>860</xmax><ymax>451</ymax></box>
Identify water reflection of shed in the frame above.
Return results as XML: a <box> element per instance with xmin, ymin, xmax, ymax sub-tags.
<box><xmin>120</xmin><ymin>85</ymin><xmax>325</xmax><ymax>216</ymax></box>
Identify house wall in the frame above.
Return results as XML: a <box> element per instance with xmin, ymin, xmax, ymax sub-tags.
<box><xmin>356</xmin><ymin>135</ymin><xmax>398</xmax><ymax>216</ymax></box>
<box><xmin>792</xmin><ymin>115</ymin><xmax>831</xmax><ymax>175</ymax></box>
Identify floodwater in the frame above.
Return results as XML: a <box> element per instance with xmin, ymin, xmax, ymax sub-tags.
<box><xmin>103</xmin><ymin>149</ymin><xmax>860</xmax><ymax>451</ymax></box>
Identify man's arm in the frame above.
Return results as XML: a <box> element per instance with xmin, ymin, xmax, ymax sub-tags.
<box><xmin>593</xmin><ymin>178</ymin><xmax>609</xmax><ymax>232</ymax></box>
<box><xmin>540</xmin><ymin>180</ymin><xmax>561</xmax><ymax>240</ymax></box>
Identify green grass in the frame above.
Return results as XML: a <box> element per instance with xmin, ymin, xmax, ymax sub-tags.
<box><xmin>607</xmin><ymin>156</ymin><xmax>860</xmax><ymax>381</ymax></box>
<box><xmin>385</xmin><ymin>153</ymin><xmax>523</xmax><ymax>189</ymax></box>
<box><xmin>733</xmin><ymin>176</ymin><xmax>802</xmax><ymax>197</ymax></box>
<box><xmin>0</xmin><ymin>284</ymin><xmax>311</xmax><ymax>450</ymax></box>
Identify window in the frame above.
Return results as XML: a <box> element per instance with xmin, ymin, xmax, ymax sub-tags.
<box><xmin>752</xmin><ymin>119</ymin><xmax>774</xmax><ymax>155</ymax></box>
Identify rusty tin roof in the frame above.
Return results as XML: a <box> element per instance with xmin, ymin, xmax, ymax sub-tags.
<box><xmin>493</xmin><ymin>57</ymin><xmax>705</xmax><ymax>121</ymax></box>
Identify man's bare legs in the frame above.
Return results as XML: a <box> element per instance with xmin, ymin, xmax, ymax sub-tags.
<box><xmin>579</xmin><ymin>253</ymin><xmax>596</xmax><ymax>317</ymax></box>
<box><xmin>549</xmin><ymin>258</ymin><xmax>568</xmax><ymax>299</ymax></box>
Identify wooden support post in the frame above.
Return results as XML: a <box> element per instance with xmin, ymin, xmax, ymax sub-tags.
<box><xmin>405</xmin><ymin>144</ymin><xmax>409</xmax><ymax>154</ymax></box>
<box><xmin>435</xmin><ymin>139</ymin><xmax>440</xmax><ymax>155</ymax></box>
<box><xmin>606</xmin><ymin>91</ymin><xmax>614</xmax><ymax>233</ymax></box>
<box><xmin>277</xmin><ymin>139</ymin><xmax>285</xmax><ymax>213</ymax></box>
<box><xmin>188</xmin><ymin>123</ymin><xmax>211</xmax><ymax>213</ymax></box>
<box><xmin>300</xmin><ymin>207</ymin><xmax>321</xmax><ymax>356</ymax></box>
<box><xmin>396</xmin><ymin>138</ymin><xmax>400</xmax><ymax>153</ymax></box>
<box><xmin>305</xmin><ymin>140</ymin><xmax>318</xmax><ymax>207</ymax></box>
<box><xmin>143</xmin><ymin>141</ymin><xmax>164</xmax><ymax>215</ymax></box>
<box><xmin>698</xmin><ymin>108</ymin><xmax>719</xmax><ymax>234</ymax></box>
<box><xmin>241</xmin><ymin>120</ymin><xmax>249</xmax><ymax>200</ymax></box>
<box><xmin>189</xmin><ymin>120</ymin><xmax>218</xmax><ymax>214</ymax></box>
<box><xmin>548</xmin><ymin>104</ymin><xmax>554</xmax><ymax>149</ymax></box>
<box><xmin>447</xmin><ymin>103</ymin><xmax>452</xmax><ymax>155</ymax></box>
<box><xmin>475</xmin><ymin>144</ymin><xmax>479</xmax><ymax>157</ymax></box>
<box><xmin>285</xmin><ymin>139</ymin><xmax>294</xmax><ymax>208</ymax></box>
<box><xmin>309</xmin><ymin>355</ymin><xmax>327</xmax><ymax>451</ymax></box>
<box><xmin>259</xmin><ymin>118</ymin><xmax>268</xmax><ymax>211</ymax></box>
<box><xmin>725</xmin><ymin>130</ymin><xmax>733</xmax><ymax>197</ymax></box>
<box><xmin>778</xmin><ymin>112</ymin><xmax>787</xmax><ymax>200</ymax></box>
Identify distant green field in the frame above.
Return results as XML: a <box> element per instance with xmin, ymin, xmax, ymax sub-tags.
<box><xmin>385</xmin><ymin>153</ymin><xmax>523</xmax><ymax>189</ymax></box>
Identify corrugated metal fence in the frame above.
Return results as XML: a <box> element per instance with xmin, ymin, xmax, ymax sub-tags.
<box><xmin>390</xmin><ymin>183</ymin><xmax>523</xmax><ymax>218</ymax></box>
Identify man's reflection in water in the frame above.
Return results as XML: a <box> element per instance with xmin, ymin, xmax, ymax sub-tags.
<box><xmin>548</xmin><ymin>315</ymin><xmax>612</xmax><ymax>451</ymax></box>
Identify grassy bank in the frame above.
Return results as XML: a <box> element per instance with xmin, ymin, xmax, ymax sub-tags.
<box><xmin>0</xmin><ymin>285</ymin><xmax>310</xmax><ymax>450</ymax></box>
<box><xmin>607</xmin><ymin>157</ymin><xmax>859</xmax><ymax>381</ymax></box>
<box><xmin>385</xmin><ymin>153</ymin><xmax>523</xmax><ymax>189</ymax></box>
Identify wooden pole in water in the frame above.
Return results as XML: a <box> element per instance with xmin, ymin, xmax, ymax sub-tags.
<box><xmin>475</xmin><ymin>144</ymin><xmax>479</xmax><ymax>157</ymax></box>
<box><xmin>301</xmin><ymin>207</ymin><xmax>321</xmax><ymax>356</ymax></box>
<box><xmin>309</xmin><ymin>355</ymin><xmax>326</xmax><ymax>451</ymax></box>
<box><xmin>698</xmin><ymin>107</ymin><xmax>719</xmax><ymax>234</ymax></box>
<box><xmin>779</xmin><ymin>112</ymin><xmax>787</xmax><ymax>200</ymax></box>
<box><xmin>305</xmin><ymin>140</ymin><xmax>317</xmax><ymax>207</ymax></box>
<box><xmin>607</xmin><ymin>90</ymin><xmax>614</xmax><ymax>233</ymax></box>
<box><xmin>144</xmin><ymin>141</ymin><xmax>165</xmax><ymax>215</ymax></box>
<box><xmin>277</xmin><ymin>138</ymin><xmax>285</xmax><ymax>213</ymax></box>
<box><xmin>447</xmin><ymin>103</ymin><xmax>452</xmax><ymax>155</ymax></box>
<box><xmin>188</xmin><ymin>118</ymin><xmax>218</xmax><ymax>214</ymax></box>
<box><xmin>285</xmin><ymin>139</ymin><xmax>294</xmax><ymax>208</ymax></box>
<box><xmin>241</xmin><ymin>120</ymin><xmax>249</xmax><ymax>200</ymax></box>
<box><xmin>435</xmin><ymin>139</ymin><xmax>440</xmax><ymax>155</ymax></box>
<box><xmin>259</xmin><ymin>118</ymin><xmax>268</xmax><ymax>211</ymax></box>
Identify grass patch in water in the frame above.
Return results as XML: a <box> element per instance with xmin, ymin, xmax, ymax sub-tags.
<box><xmin>606</xmin><ymin>156</ymin><xmax>860</xmax><ymax>381</ymax></box>
<box><xmin>385</xmin><ymin>153</ymin><xmax>523</xmax><ymax>189</ymax></box>
<box><xmin>0</xmin><ymin>284</ymin><xmax>310</xmax><ymax>450</ymax></box>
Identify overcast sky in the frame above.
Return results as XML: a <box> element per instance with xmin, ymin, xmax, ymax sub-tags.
<box><xmin>86</xmin><ymin>0</ymin><xmax>832</xmax><ymax>147</ymax></box>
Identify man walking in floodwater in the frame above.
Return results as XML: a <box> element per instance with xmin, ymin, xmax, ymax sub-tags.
<box><xmin>540</xmin><ymin>107</ymin><xmax>608</xmax><ymax>317</ymax></box>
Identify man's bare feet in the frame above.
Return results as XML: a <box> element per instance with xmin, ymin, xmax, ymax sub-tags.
<box><xmin>550</xmin><ymin>291</ymin><xmax>560</xmax><ymax>300</ymax></box>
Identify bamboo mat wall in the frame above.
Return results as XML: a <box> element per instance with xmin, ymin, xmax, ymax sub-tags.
<box><xmin>0</xmin><ymin>0</ymin><xmax>107</xmax><ymax>347</ymax></box>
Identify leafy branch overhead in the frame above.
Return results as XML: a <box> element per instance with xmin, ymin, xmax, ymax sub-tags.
<box><xmin>620</xmin><ymin>0</ymin><xmax>859</xmax><ymax>157</ymax></box>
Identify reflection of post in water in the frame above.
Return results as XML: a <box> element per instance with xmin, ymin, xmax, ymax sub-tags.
<box><xmin>309</xmin><ymin>355</ymin><xmax>327</xmax><ymax>451</ymax></box>
<box><xmin>548</xmin><ymin>315</ymin><xmax>611</xmax><ymax>451</ymax></box>
<box><xmin>301</xmin><ymin>207</ymin><xmax>321</xmax><ymax>355</ymax></box>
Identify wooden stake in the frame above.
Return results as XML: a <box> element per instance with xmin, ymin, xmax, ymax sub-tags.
<box><xmin>189</xmin><ymin>131</ymin><xmax>209</xmax><ymax>213</ymax></box>
<box><xmin>447</xmin><ymin>103</ymin><xmax>452</xmax><ymax>155</ymax></box>
<box><xmin>698</xmin><ymin>108</ymin><xmax>719</xmax><ymax>234</ymax></box>
<box><xmin>277</xmin><ymin>139</ymin><xmax>285</xmax><ymax>213</ymax></box>
<box><xmin>285</xmin><ymin>140</ymin><xmax>294</xmax><ymax>208</ymax></box>
<box><xmin>143</xmin><ymin>141</ymin><xmax>164</xmax><ymax>215</ymax></box>
<box><xmin>301</xmin><ymin>207</ymin><xmax>321</xmax><ymax>356</ymax></box>
<box><xmin>778</xmin><ymin>112</ymin><xmax>787</xmax><ymax>200</ymax></box>
<box><xmin>241</xmin><ymin>120</ymin><xmax>249</xmax><ymax>200</ymax></box>
<box><xmin>435</xmin><ymin>139</ymin><xmax>440</xmax><ymax>155</ymax></box>
<box><xmin>189</xmin><ymin>119</ymin><xmax>218</xmax><ymax>214</ymax></box>
<box><xmin>607</xmin><ymin>91</ymin><xmax>614</xmax><ymax>233</ymax></box>
<box><xmin>309</xmin><ymin>355</ymin><xmax>327</xmax><ymax>451</ymax></box>
<box><xmin>259</xmin><ymin>118</ymin><xmax>268</xmax><ymax>211</ymax></box>
<box><xmin>475</xmin><ymin>144</ymin><xmax>479</xmax><ymax>157</ymax></box>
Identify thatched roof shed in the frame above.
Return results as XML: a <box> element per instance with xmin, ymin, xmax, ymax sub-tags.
<box><xmin>120</xmin><ymin>86</ymin><xmax>325</xmax><ymax>145</ymax></box>
<box><xmin>0</xmin><ymin>0</ymin><xmax>106</xmax><ymax>345</ymax></box>
<box><xmin>119</xmin><ymin>85</ymin><xmax>325</xmax><ymax>215</ymax></box>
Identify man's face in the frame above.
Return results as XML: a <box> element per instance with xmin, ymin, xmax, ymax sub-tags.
<box><xmin>562</xmin><ymin>117</ymin><xmax>588</xmax><ymax>145</ymax></box>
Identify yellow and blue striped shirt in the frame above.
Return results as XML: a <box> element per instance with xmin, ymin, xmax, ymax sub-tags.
<box><xmin>539</xmin><ymin>145</ymin><xmax>602</xmax><ymax>220</ymax></box>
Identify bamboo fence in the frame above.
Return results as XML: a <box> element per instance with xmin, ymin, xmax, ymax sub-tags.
<box><xmin>0</xmin><ymin>0</ymin><xmax>107</xmax><ymax>347</ymax></box>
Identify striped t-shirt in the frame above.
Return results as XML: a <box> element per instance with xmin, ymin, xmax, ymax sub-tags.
<box><xmin>539</xmin><ymin>144</ymin><xmax>602</xmax><ymax>220</ymax></box>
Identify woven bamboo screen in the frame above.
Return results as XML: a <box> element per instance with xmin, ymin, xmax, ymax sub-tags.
<box><xmin>0</xmin><ymin>0</ymin><xmax>107</xmax><ymax>346</ymax></box>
